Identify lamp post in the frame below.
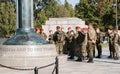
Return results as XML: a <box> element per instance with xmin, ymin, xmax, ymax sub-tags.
<box><xmin>116</xmin><ymin>0</ymin><xmax>118</xmax><ymax>29</ymax></box>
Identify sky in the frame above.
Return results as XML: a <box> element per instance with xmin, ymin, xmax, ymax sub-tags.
<box><xmin>60</xmin><ymin>0</ymin><xmax>80</xmax><ymax>8</ymax></box>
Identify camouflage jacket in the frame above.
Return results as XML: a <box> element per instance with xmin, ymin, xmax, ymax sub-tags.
<box><xmin>39</xmin><ymin>32</ymin><xmax>47</xmax><ymax>40</ymax></box>
<box><xmin>53</xmin><ymin>31</ymin><xmax>65</xmax><ymax>43</ymax></box>
<box><xmin>75</xmin><ymin>31</ymin><xmax>85</xmax><ymax>45</ymax></box>
<box><xmin>82</xmin><ymin>32</ymin><xmax>87</xmax><ymax>45</ymax></box>
<box><xmin>66</xmin><ymin>32</ymin><xmax>75</xmax><ymax>44</ymax></box>
<box><xmin>87</xmin><ymin>28</ymin><xmax>96</xmax><ymax>43</ymax></box>
<box><xmin>113</xmin><ymin>33</ymin><xmax>120</xmax><ymax>45</ymax></box>
<box><xmin>48</xmin><ymin>34</ymin><xmax>54</xmax><ymax>44</ymax></box>
<box><xmin>108</xmin><ymin>32</ymin><xmax>114</xmax><ymax>45</ymax></box>
<box><xmin>96</xmin><ymin>32</ymin><xmax>104</xmax><ymax>44</ymax></box>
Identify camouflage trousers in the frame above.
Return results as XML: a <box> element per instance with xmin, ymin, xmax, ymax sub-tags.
<box><xmin>81</xmin><ymin>45</ymin><xmax>87</xmax><ymax>58</ymax></box>
<box><xmin>87</xmin><ymin>42</ymin><xmax>95</xmax><ymax>61</ymax></box>
<box><xmin>55</xmin><ymin>43</ymin><xmax>63</xmax><ymax>54</ymax></box>
<box><xmin>113</xmin><ymin>44</ymin><xmax>119</xmax><ymax>58</ymax></box>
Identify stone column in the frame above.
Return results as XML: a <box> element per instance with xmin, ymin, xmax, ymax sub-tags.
<box><xmin>3</xmin><ymin>0</ymin><xmax>48</xmax><ymax>45</ymax></box>
<box><xmin>17</xmin><ymin>0</ymin><xmax>33</xmax><ymax>29</ymax></box>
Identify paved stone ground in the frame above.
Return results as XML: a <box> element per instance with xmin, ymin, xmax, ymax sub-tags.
<box><xmin>0</xmin><ymin>47</ymin><xmax>120</xmax><ymax>74</ymax></box>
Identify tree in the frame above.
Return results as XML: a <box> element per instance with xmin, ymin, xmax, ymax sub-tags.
<box><xmin>55</xmin><ymin>5</ymin><xmax>71</xmax><ymax>17</ymax></box>
<box><xmin>75</xmin><ymin>0</ymin><xmax>118</xmax><ymax>31</ymax></box>
<box><xmin>34</xmin><ymin>11</ymin><xmax>47</xmax><ymax>28</ymax></box>
<box><xmin>64</xmin><ymin>0</ymin><xmax>75</xmax><ymax>17</ymax></box>
<box><xmin>0</xmin><ymin>0</ymin><xmax>16</xmax><ymax>37</ymax></box>
<box><xmin>34</xmin><ymin>0</ymin><xmax>60</xmax><ymax>27</ymax></box>
<box><xmin>75</xmin><ymin>0</ymin><xmax>99</xmax><ymax>24</ymax></box>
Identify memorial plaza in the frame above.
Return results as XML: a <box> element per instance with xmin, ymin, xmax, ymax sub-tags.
<box><xmin>0</xmin><ymin>0</ymin><xmax>120</xmax><ymax>74</ymax></box>
<box><xmin>0</xmin><ymin>47</ymin><xmax>120</xmax><ymax>74</ymax></box>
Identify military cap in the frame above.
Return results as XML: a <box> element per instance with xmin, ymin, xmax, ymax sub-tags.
<box><xmin>68</xmin><ymin>27</ymin><xmax>71</xmax><ymax>30</ymax></box>
<box><xmin>35</xmin><ymin>27</ymin><xmax>40</xmax><ymax>31</ymax></box>
<box><xmin>40</xmin><ymin>28</ymin><xmax>44</xmax><ymax>31</ymax></box>
<box><xmin>56</xmin><ymin>26</ymin><xmax>61</xmax><ymax>29</ymax></box>
<box><xmin>88</xmin><ymin>22</ymin><xmax>93</xmax><ymax>26</ymax></box>
<box><xmin>113</xmin><ymin>28</ymin><xmax>118</xmax><ymax>32</ymax></box>
<box><xmin>49</xmin><ymin>30</ymin><xmax>53</xmax><ymax>32</ymax></box>
<box><xmin>75</xmin><ymin>26</ymin><xmax>81</xmax><ymax>29</ymax></box>
<box><xmin>83</xmin><ymin>28</ymin><xmax>88</xmax><ymax>30</ymax></box>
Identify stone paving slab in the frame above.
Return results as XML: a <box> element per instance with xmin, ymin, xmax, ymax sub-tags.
<box><xmin>0</xmin><ymin>48</ymin><xmax>120</xmax><ymax>74</ymax></box>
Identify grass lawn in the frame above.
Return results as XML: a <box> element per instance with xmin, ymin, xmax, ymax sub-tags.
<box><xmin>102</xmin><ymin>43</ymin><xmax>108</xmax><ymax>48</ymax></box>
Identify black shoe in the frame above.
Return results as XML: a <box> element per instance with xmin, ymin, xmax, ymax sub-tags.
<box><xmin>68</xmin><ymin>57</ymin><xmax>74</xmax><ymax>59</ymax></box>
<box><xmin>108</xmin><ymin>56</ymin><xmax>113</xmax><ymax>59</ymax></box>
<box><xmin>87</xmin><ymin>60</ymin><xmax>94</xmax><ymax>63</ymax></box>
<box><xmin>96</xmin><ymin>56</ymin><xmax>101</xmax><ymax>58</ymax></box>
<box><xmin>114</xmin><ymin>57</ymin><xmax>119</xmax><ymax>60</ymax></box>
<box><xmin>75</xmin><ymin>58</ymin><xmax>82</xmax><ymax>62</ymax></box>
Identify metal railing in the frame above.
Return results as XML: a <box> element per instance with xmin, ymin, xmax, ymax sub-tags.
<box><xmin>0</xmin><ymin>57</ymin><xmax>59</xmax><ymax>74</ymax></box>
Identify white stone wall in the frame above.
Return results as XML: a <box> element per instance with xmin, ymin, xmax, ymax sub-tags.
<box><xmin>42</xmin><ymin>18</ymin><xmax>88</xmax><ymax>38</ymax></box>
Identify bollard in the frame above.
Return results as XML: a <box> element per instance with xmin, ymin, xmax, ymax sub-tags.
<box><xmin>34</xmin><ymin>67</ymin><xmax>38</xmax><ymax>74</ymax></box>
<box><xmin>55</xmin><ymin>57</ymin><xmax>59</xmax><ymax>74</ymax></box>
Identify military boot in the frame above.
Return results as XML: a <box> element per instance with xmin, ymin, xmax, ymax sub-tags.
<box><xmin>75</xmin><ymin>57</ymin><xmax>82</xmax><ymax>62</ymax></box>
<box><xmin>96</xmin><ymin>55</ymin><xmax>101</xmax><ymax>58</ymax></box>
<box><xmin>87</xmin><ymin>59</ymin><xmax>94</xmax><ymax>63</ymax></box>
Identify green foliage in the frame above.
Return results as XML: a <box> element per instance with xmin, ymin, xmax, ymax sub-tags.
<box><xmin>75</xmin><ymin>0</ymin><xmax>120</xmax><ymax>31</ymax></box>
<box><xmin>0</xmin><ymin>0</ymin><xmax>16</xmax><ymax>38</ymax></box>
<box><xmin>34</xmin><ymin>0</ymin><xmax>75</xmax><ymax>27</ymax></box>
<box><xmin>34</xmin><ymin>11</ymin><xmax>47</xmax><ymax>28</ymax></box>
<box><xmin>55</xmin><ymin>5</ymin><xmax>71</xmax><ymax>17</ymax></box>
<box><xmin>64</xmin><ymin>0</ymin><xmax>75</xmax><ymax>17</ymax></box>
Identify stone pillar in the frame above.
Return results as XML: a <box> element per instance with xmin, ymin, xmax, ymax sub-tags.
<box><xmin>3</xmin><ymin>0</ymin><xmax>48</xmax><ymax>45</ymax></box>
<box><xmin>0</xmin><ymin>0</ymin><xmax>57</xmax><ymax>68</ymax></box>
<box><xmin>17</xmin><ymin>0</ymin><xmax>33</xmax><ymax>29</ymax></box>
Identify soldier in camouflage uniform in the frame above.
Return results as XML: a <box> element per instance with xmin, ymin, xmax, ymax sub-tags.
<box><xmin>61</xmin><ymin>27</ymin><xmax>67</xmax><ymax>54</ymax></box>
<box><xmin>65</xmin><ymin>27</ymin><xmax>72</xmax><ymax>55</ymax></box>
<box><xmin>96</xmin><ymin>28</ymin><xmax>104</xmax><ymax>58</ymax></box>
<box><xmin>66</xmin><ymin>30</ymin><xmax>75</xmax><ymax>59</ymax></box>
<box><xmin>53</xmin><ymin>26</ymin><xmax>65</xmax><ymax>54</ymax></box>
<box><xmin>39</xmin><ymin>28</ymin><xmax>47</xmax><ymax>40</ymax></box>
<box><xmin>74</xmin><ymin>26</ymin><xmax>85</xmax><ymax>61</ymax></box>
<box><xmin>48</xmin><ymin>30</ymin><xmax>54</xmax><ymax>44</ymax></box>
<box><xmin>108</xmin><ymin>28</ymin><xmax>114</xmax><ymax>58</ymax></box>
<box><xmin>35</xmin><ymin>27</ymin><xmax>40</xmax><ymax>35</ymax></box>
<box><xmin>81</xmin><ymin>28</ymin><xmax>88</xmax><ymax>61</ymax></box>
<box><xmin>87</xmin><ymin>22</ymin><xmax>96</xmax><ymax>63</ymax></box>
<box><xmin>113</xmin><ymin>28</ymin><xmax>120</xmax><ymax>60</ymax></box>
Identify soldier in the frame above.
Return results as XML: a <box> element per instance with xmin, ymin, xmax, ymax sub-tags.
<box><xmin>48</xmin><ymin>30</ymin><xmax>54</xmax><ymax>44</ymax></box>
<box><xmin>108</xmin><ymin>28</ymin><xmax>114</xmax><ymax>58</ymax></box>
<box><xmin>35</xmin><ymin>27</ymin><xmax>40</xmax><ymax>34</ymax></box>
<box><xmin>87</xmin><ymin>22</ymin><xmax>96</xmax><ymax>63</ymax></box>
<box><xmin>53</xmin><ymin>26</ymin><xmax>65</xmax><ymax>54</ymax></box>
<box><xmin>61</xmin><ymin>27</ymin><xmax>67</xmax><ymax>54</ymax></box>
<box><xmin>81</xmin><ymin>28</ymin><xmax>88</xmax><ymax>61</ymax></box>
<box><xmin>96</xmin><ymin>28</ymin><xmax>104</xmax><ymax>58</ymax></box>
<box><xmin>39</xmin><ymin>28</ymin><xmax>47</xmax><ymax>40</ymax></box>
<box><xmin>113</xmin><ymin>28</ymin><xmax>120</xmax><ymax>60</ymax></box>
<box><xmin>74</xmin><ymin>26</ymin><xmax>85</xmax><ymax>61</ymax></box>
<box><xmin>66</xmin><ymin>30</ymin><xmax>75</xmax><ymax>59</ymax></box>
<box><xmin>64</xmin><ymin>27</ymin><xmax>72</xmax><ymax>54</ymax></box>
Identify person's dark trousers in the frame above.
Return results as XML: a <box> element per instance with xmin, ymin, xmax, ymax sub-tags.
<box><xmin>108</xmin><ymin>44</ymin><xmax>114</xmax><ymax>58</ymax></box>
<box><xmin>96</xmin><ymin>43</ymin><xmax>102</xmax><ymax>58</ymax></box>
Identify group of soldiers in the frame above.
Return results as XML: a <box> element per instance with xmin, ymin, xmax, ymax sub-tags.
<box><xmin>35</xmin><ymin>22</ymin><xmax>120</xmax><ymax>63</ymax></box>
<box><xmin>107</xmin><ymin>28</ymin><xmax>120</xmax><ymax>60</ymax></box>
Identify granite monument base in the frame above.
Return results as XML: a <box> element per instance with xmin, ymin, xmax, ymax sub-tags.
<box><xmin>0</xmin><ymin>44</ymin><xmax>57</xmax><ymax>68</ymax></box>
